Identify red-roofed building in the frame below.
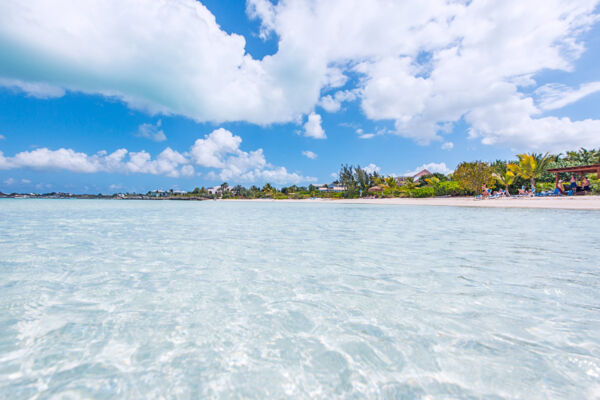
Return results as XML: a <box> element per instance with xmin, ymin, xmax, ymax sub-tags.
<box><xmin>397</xmin><ymin>169</ymin><xmax>432</xmax><ymax>184</ymax></box>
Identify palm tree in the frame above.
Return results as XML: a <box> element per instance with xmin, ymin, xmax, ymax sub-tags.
<box><xmin>507</xmin><ymin>153</ymin><xmax>553</xmax><ymax>188</ymax></box>
<box><xmin>566</xmin><ymin>148</ymin><xmax>600</xmax><ymax>164</ymax></box>
<box><xmin>492</xmin><ymin>169</ymin><xmax>516</xmax><ymax>192</ymax></box>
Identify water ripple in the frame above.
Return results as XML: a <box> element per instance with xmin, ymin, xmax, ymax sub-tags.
<box><xmin>0</xmin><ymin>200</ymin><xmax>599</xmax><ymax>399</ymax></box>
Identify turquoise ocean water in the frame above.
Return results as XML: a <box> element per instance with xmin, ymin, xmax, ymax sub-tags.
<box><xmin>0</xmin><ymin>199</ymin><xmax>599</xmax><ymax>399</ymax></box>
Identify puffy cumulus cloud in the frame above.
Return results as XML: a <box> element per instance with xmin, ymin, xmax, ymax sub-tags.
<box><xmin>441</xmin><ymin>142</ymin><xmax>454</xmax><ymax>150</ymax></box>
<box><xmin>302</xmin><ymin>150</ymin><xmax>317</xmax><ymax>160</ymax></box>
<box><xmin>226</xmin><ymin>167</ymin><xmax>312</xmax><ymax>185</ymax></box>
<box><xmin>2</xmin><ymin>0</ymin><xmax>600</xmax><ymax>150</ymax></box>
<box><xmin>403</xmin><ymin>162</ymin><xmax>452</xmax><ymax>177</ymax></box>
<box><xmin>319</xmin><ymin>90</ymin><xmax>358</xmax><ymax>113</ymax></box>
<box><xmin>0</xmin><ymin>129</ymin><xmax>315</xmax><ymax>184</ymax></box>
<box><xmin>191</xmin><ymin>128</ymin><xmax>315</xmax><ymax>183</ymax></box>
<box><xmin>248</xmin><ymin>0</ymin><xmax>600</xmax><ymax>149</ymax></box>
<box><xmin>0</xmin><ymin>0</ymin><xmax>309</xmax><ymax>124</ymax></box>
<box><xmin>135</xmin><ymin>120</ymin><xmax>166</xmax><ymax>142</ymax></box>
<box><xmin>0</xmin><ymin>147</ymin><xmax>191</xmax><ymax>177</ymax></box>
<box><xmin>303</xmin><ymin>112</ymin><xmax>326</xmax><ymax>139</ymax></box>
<box><xmin>0</xmin><ymin>135</ymin><xmax>5</xmax><ymax>140</ymax></box>
<box><xmin>125</xmin><ymin>148</ymin><xmax>190</xmax><ymax>178</ymax></box>
<box><xmin>302</xmin><ymin>150</ymin><xmax>317</xmax><ymax>159</ymax></box>
<box><xmin>190</xmin><ymin>128</ymin><xmax>243</xmax><ymax>168</ymax></box>
<box><xmin>363</xmin><ymin>163</ymin><xmax>381</xmax><ymax>174</ymax></box>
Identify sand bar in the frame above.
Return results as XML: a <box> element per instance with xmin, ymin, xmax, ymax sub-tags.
<box><xmin>225</xmin><ymin>196</ymin><xmax>600</xmax><ymax>210</ymax></box>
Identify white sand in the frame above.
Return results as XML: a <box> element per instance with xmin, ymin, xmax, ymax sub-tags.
<box><xmin>225</xmin><ymin>196</ymin><xmax>600</xmax><ymax>210</ymax></box>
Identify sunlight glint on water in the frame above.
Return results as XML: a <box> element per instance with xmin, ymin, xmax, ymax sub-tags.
<box><xmin>0</xmin><ymin>200</ymin><xmax>599</xmax><ymax>399</ymax></box>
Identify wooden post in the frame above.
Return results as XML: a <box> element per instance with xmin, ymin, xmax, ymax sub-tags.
<box><xmin>555</xmin><ymin>172</ymin><xmax>559</xmax><ymax>187</ymax></box>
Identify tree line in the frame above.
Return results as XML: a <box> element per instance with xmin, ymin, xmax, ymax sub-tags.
<box><xmin>152</xmin><ymin>147</ymin><xmax>600</xmax><ymax>199</ymax></box>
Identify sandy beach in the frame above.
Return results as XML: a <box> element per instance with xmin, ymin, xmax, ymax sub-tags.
<box><xmin>226</xmin><ymin>196</ymin><xmax>600</xmax><ymax>210</ymax></box>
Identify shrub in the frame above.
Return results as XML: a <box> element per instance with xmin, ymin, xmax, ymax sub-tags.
<box><xmin>433</xmin><ymin>181</ymin><xmax>464</xmax><ymax>196</ymax></box>
<box><xmin>535</xmin><ymin>182</ymin><xmax>555</xmax><ymax>192</ymax></box>
<box><xmin>412</xmin><ymin>187</ymin><xmax>435</xmax><ymax>198</ymax></box>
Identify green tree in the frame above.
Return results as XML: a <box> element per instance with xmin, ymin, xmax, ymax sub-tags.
<box><xmin>507</xmin><ymin>153</ymin><xmax>553</xmax><ymax>188</ymax></box>
<box><xmin>565</xmin><ymin>148</ymin><xmax>600</xmax><ymax>164</ymax></box>
<box><xmin>492</xmin><ymin>169</ymin><xmax>516</xmax><ymax>192</ymax></box>
<box><xmin>338</xmin><ymin>164</ymin><xmax>358</xmax><ymax>198</ymax></box>
<box><xmin>453</xmin><ymin>161</ymin><xmax>494</xmax><ymax>194</ymax></box>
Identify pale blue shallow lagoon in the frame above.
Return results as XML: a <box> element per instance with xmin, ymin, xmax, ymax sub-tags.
<box><xmin>1</xmin><ymin>199</ymin><xmax>599</xmax><ymax>399</ymax></box>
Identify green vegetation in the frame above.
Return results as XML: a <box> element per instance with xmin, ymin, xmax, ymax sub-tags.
<box><xmin>125</xmin><ymin>147</ymin><xmax>599</xmax><ymax>200</ymax></box>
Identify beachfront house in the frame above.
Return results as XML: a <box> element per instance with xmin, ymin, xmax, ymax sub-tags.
<box><xmin>148</xmin><ymin>190</ymin><xmax>169</xmax><ymax>197</ymax></box>
<box><xmin>316</xmin><ymin>184</ymin><xmax>347</xmax><ymax>192</ymax></box>
<box><xmin>207</xmin><ymin>186</ymin><xmax>233</xmax><ymax>195</ymax></box>
<box><xmin>172</xmin><ymin>190</ymin><xmax>186</xmax><ymax>195</ymax></box>
<box><xmin>397</xmin><ymin>169</ymin><xmax>432</xmax><ymax>184</ymax></box>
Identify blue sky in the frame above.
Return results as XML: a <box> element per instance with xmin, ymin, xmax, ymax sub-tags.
<box><xmin>1</xmin><ymin>0</ymin><xmax>599</xmax><ymax>194</ymax></box>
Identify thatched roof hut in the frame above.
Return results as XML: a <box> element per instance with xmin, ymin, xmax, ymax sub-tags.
<box><xmin>368</xmin><ymin>185</ymin><xmax>384</xmax><ymax>193</ymax></box>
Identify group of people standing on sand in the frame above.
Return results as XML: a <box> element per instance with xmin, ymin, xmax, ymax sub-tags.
<box><xmin>556</xmin><ymin>175</ymin><xmax>592</xmax><ymax>195</ymax></box>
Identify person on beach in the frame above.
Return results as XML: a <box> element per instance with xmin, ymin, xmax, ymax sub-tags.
<box><xmin>482</xmin><ymin>184</ymin><xmax>489</xmax><ymax>198</ymax></box>
<box><xmin>570</xmin><ymin>175</ymin><xmax>577</xmax><ymax>193</ymax></box>
<box><xmin>518</xmin><ymin>185</ymin><xmax>527</xmax><ymax>196</ymax></box>
<box><xmin>582</xmin><ymin>177</ymin><xmax>591</xmax><ymax>192</ymax></box>
<box><xmin>556</xmin><ymin>180</ymin><xmax>564</xmax><ymax>195</ymax></box>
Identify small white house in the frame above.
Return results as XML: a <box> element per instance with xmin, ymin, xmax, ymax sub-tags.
<box><xmin>316</xmin><ymin>184</ymin><xmax>346</xmax><ymax>192</ymax></box>
<box><xmin>148</xmin><ymin>190</ymin><xmax>169</xmax><ymax>197</ymax></box>
<box><xmin>207</xmin><ymin>186</ymin><xmax>233</xmax><ymax>195</ymax></box>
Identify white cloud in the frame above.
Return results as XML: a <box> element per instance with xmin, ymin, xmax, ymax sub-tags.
<box><xmin>0</xmin><ymin>78</ymin><xmax>65</xmax><ymax>98</ymax></box>
<box><xmin>535</xmin><ymin>82</ymin><xmax>600</xmax><ymax>111</ymax></box>
<box><xmin>1</xmin><ymin>0</ymin><xmax>599</xmax><ymax>150</ymax></box>
<box><xmin>319</xmin><ymin>90</ymin><xmax>359</xmax><ymax>113</ymax></box>
<box><xmin>356</xmin><ymin>129</ymin><xmax>376</xmax><ymax>139</ymax></box>
<box><xmin>125</xmin><ymin>148</ymin><xmax>189</xmax><ymax>178</ymax></box>
<box><xmin>188</xmin><ymin>128</ymin><xmax>315</xmax><ymax>183</ymax></box>
<box><xmin>21</xmin><ymin>179</ymin><xmax>30</xmax><ymax>184</ymax></box>
<box><xmin>318</xmin><ymin>96</ymin><xmax>341</xmax><ymax>113</ymax></box>
<box><xmin>190</xmin><ymin>128</ymin><xmax>243</xmax><ymax>168</ymax></box>
<box><xmin>302</xmin><ymin>150</ymin><xmax>317</xmax><ymax>159</ymax></box>
<box><xmin>0</xmin><ymin>145</ymin><xmax>190</xmax><ymax>178</ymax></box>
<box><xmin>363</xmin><ymin>163</ymin><xmax>380</xmax><ymax>174</ymax></box>
<box><xmin>249</xmin><ymin>0</ymin><xmax>600</xmax><ymax>148</ymax></box>
<box><xmin>0</xmin><ymin>135</ymin><xmax>5</xmax><ymax>140</ymax></box>
<box><xmin>135</xmin><ymin>120</ymin><xmax>166</xmax><ymax>142</ymax></box>
<box><xmin>0</xmin><ymin>0</ymin><xmax>311</xmax><ymax>125</ymax></box>
<box><xmin>403</xmin><ymin>162</ymin><xmax>452</xmax><ymax>177</ymax></box>
<box><xmin>0</xmin><ymin>129</ymin><xmax>314</xmax><ymax>184</ymax></box>
<box><xmin>303</xmin><ymin>112</ymin><xmax>326</xmax><ymax>139</ymax></box>
<box><xmin>3</xmin><ymin>177</ymin><xmax>15</xmax><ymax>185</ymax></box>
<box><xmin>180</xmin><ymin>165</ymin><xmax>195</xmax><ymax>177</ymax></box>
<box><xmin>441</xmin><ymin>142</ymin><xmax>454</xmax><ymax>150</ymax></box>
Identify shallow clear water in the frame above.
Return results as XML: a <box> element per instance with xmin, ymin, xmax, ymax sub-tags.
<box><xmin>0</xmin><ymin>199</ymin><xmax>599</xmax><ymax>399</ymax></box>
